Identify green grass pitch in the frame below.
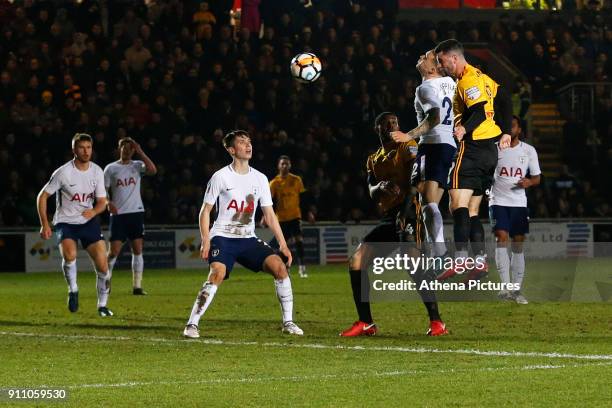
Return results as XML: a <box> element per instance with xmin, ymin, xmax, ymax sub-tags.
<box><xmin>0</xmin><ymin>265</ymin><xmax>610</xmax><ymax>407</ymax></box>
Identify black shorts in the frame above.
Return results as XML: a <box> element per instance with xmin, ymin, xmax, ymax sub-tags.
<box><xmin>55</xmin><ymin>218</ymin><xmax>104</xmax><ymax>249</ymax></box>
<box><xmin>109</xmin><ymin>212</ymin><xmax>145</xmax><ymax>242</ymax></box>
<box><xmin>280</xmin><ymin>218</ymin><xmax>302</xmax><ymax>239</ymax></box>
<box><xmin>449</xmin><ymin>137</ymin><xmax>499</xmax><ymax>196</ymax></box>
<box><xmin>412</xmin><ymin>143</ymin><xmax>457</xmax><ymax>189</ymax></box>
<box><xmin>208</xmin><ymin>236</ymin><xmax>276</xmax><ymax>279</ymax></box>
<box><xmin>362</xmin><ymin>203</ymin><xmax>422</xmax><ymax>245</ymax></box>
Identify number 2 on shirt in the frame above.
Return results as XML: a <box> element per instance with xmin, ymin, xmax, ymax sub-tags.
<box><xmin>442</xmin><ymin>97</ymin><xmax>452</xmax><ymax>125</ymax></box>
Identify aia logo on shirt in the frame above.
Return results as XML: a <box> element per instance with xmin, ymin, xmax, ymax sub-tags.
<box><xmin>228</xmin><ymin>194</ymin><xmax>256</xmax><ymax>224</ymax></box>
<box><xmin>116</xmin><ymin>177</ymin><xmax>137</xmax><ymax>187</ymax></box>
<box><xmin>499</xmin><ymin>167</ymin><xmax>523</xmax><ymax>177</ymax></box>
<box><xmin>227</xmin><ymin>197</ymin><xmax>255</xmax><ymax>213</ymax></box>
<box><xmin>71</xmin><ymin>192</ymin><xmax>94</xmax><ymax>202</ymax></box>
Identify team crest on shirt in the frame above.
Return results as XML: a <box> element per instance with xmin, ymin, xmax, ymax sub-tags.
<box><xmin>90</xmin><ymin>179</ymin><xmax>97</xmax><ymax>188</ymax></box>
<box><xmin>519</xmin><ymin>156</ymin><xmax>527</xmax><ymax>164</ymax></box>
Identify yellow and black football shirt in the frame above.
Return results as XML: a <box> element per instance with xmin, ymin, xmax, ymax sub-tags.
<box><xmin>269</xmin><ymin>173</ymin><xmax>305</xmax><ymax>222</ymax></box>
<box><xmin>366</xmin><ymin>140</ymin><xmax>418</xmax><ymax>215</ymax></box>
<box><xmin>453</xmin><ymin>64</ymin><xmax>501</xmax><ymax>140</ymax></box>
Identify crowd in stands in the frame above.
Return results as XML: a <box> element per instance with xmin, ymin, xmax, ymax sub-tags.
<box><xmin>0</xmin><ymin>0</ymin><xmax>610</xmax><ymax>227</ymax></box>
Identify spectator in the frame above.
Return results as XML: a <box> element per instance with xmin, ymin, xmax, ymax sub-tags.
<box><xmin>124</xmin><ymin>38</ymin><xmax>152</xmax><ymax>73</ymax></box>
<box><xmin>0</xmin><ymin>1</ymin><xmax>609</xmax><ymax>225</ymax></box>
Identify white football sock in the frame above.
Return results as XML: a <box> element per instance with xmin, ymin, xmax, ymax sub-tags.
<box><xmin>425</xmin><ymin>203</ymin><xmax>446</xmax><ymax>256</ymax></box>
<box><xmin>187</xmin><ymin>282</ymin><xmax>218</xmax><ymax>326</ymax></box>
<box><xmin>275</xmin><ymin>277</ymin><xmax>294</xmax><ymax>323</ymax></box>
<box><xmin>511</xmin><ymin>251</ymin><xmax>525</xmax><ymax>289</ymax></box>
<box><xmin>132</xmin><ymin>253</ymin><xmax>144</xmax><ymax>288</ymax></box>
<box><xmin>475</xmin><ymin>253</ymin><xmax>487</xmax><ymax>265</ymax></box>
<box><xmin>62</xmin><ymin>259</ymin><xmax>78</xmax><ymax>292</ymax></box>
<box><xmin>96</xmin><ymin>270</ymin><xmax>112</xmax><ymax>308</ymax></box>
<box><xmin>495</xmin><ymin>246</ymin><xmax>510</xmax><ymax>284</ymax></box>
<box><xmin>107</xmin><ymin>256</ymin><xmax>117</xmax><ymax>273</ymax></box>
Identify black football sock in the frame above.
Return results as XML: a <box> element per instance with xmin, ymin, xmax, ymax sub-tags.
<box><xmin>424</xmin><ymin>302</ymin><xmax>442</xmax><ymax>322</ymax></box>
<box><xmin>349</xmin><ymin>269</ymin><xmax>372</xmax><ymax>324</ymax></box>
<box><xmin>411</xmin><ymin>267</ymin><xmax>441</xmax><ymax>321</ymax></box>
<box><xmin>470</xmin><ymin>215</ymin><xmax>485</xmax><ymax>256</ymax></box>
<box><xmin>295</xmin><ymin>240</ymin><xmax>305</xmax><ymax>266</ymax></box>
<box><xmin>452</xmin><ymin>207</ymin><xmax>470</xmax><ymax>253</ymax></box>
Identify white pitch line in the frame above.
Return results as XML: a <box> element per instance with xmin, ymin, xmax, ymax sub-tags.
<box><xmin>32</xmin><ymin>361</ymin><xmax>612</xmax><ymax>390</ymax></box>
<box><xmin>2</xmin><ymin>330</ymin><xmax>612</xmax><ymax>361</ymax></box>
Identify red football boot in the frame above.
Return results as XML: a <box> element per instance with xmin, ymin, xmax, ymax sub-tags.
<box><xmin>462</xmin><ymin>260</ymin><xmax>489</xmax><ymax>283</ymax></box>
<box><xmin>436</xmin><ymin>262</ymin><xmax>466</xmax><ymax>281</ymax></box>
<box><xmin>426</xmin><ymin>320</ymin><xmax>449</xmax><ymax>336</ymax></box>
<box><xmin>339</xmin><ymin>321</ymin><xmax>378</xmax><ymax>337</ymax></box>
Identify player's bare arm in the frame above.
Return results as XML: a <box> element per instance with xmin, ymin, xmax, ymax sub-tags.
<box><xmin>107</xmin><ymin>201</ymin><xmax>118</xmax><ymax>214</ymax></box>
<box><xmin>199</xmin><ymin>202</ymin><xmax>214</xmax><ymax>260</ymax></box>
<box><xmin>516</xmin><ymin>174</ymin><xmax>541</xmax><ymax>189</ymax></box>
<box><xmin>133</xmin><ymin>140</ymin><xmax>157</xmax><ymax>175</ymax></box>
<box><xmin>391</xmin><ymin>108</ymin><xmax>440</xmax><ymax>143</ymax></box>
<box><xmin>453</xmin><ymin>124</ymin><xmax>466</xmax><ymax>140</ymax></box>
<box><xmin>82</xmin><ymin>196</ymin><xmax>108</xmax><ymax>220</ymax></box>
<box><xmin>391</xmin><ymin>107</ymin><xmax>440</xmax><ymax>143</ymax></box>
<box><xmin>104</xmin><ymin>185</ymin><xmax>118</xmax><ymax>214</ymax></box>
<box><xmin>307</xmin><ymin>209</ymin><xmax>316</xmax><ymax>223</ymax></box>
<box><xmin>262</xmin><ymin>205</ymin><xmax>293</xmax><ymax>267</ymax></box>
<box><xmin>36</xmin><ymin>189</ymin><xmax>52</xmax><ymax>239</ymax></box>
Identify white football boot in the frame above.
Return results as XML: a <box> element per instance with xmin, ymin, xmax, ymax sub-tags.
<box><xmin>183</xmin><ymin>324</ymin><xmax>200</xmax><ymax>338</ymax></box>
<box><xmin>282</xmin><ymin>321</ymin><xmax>304</xmax><ymax>336</ymax></box>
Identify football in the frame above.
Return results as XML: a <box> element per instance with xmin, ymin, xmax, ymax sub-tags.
<box><xmin>290</xmin><ymin>52</ymin><xmax>322</xmax><ymax>83</ymax></box>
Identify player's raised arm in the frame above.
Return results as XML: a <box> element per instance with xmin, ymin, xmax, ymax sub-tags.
<box><xmin>391</xmin><ymin>86</ymin><xmax>441</xmax><ymax>143</ymax></box>
<box><xmin>391</xmin><ymin>108</ymin><xmax>440</xmax><ymax>143</ymax></box>
<box><xmin>133</xmin><ymin>140</ymin><xmax>157</xmax><ymax>175</ymax></box>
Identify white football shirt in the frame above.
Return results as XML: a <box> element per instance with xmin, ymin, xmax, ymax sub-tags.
<box><xmin>414</xmin><ymin>76</ymin><xmax>457</xmax><ymax>147</ymax></box>
<box><xmin>489</xmin><ymin>141</ymin><xmax>541</xmax><ymax>207</ymax></box>
<box><xmin>43</xmin><ymin>160</ymin><xmax>106</xmax><ymax>225</ymax></box>
<box><xmin>104</xmin><ymin>160</ymin><xmax>146</xmax><ymax>215</ymax></box>
<box><xmin>204</xmin><ymin>165</ymin><xmax>273</xmax><ymax>239</ymax></box>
